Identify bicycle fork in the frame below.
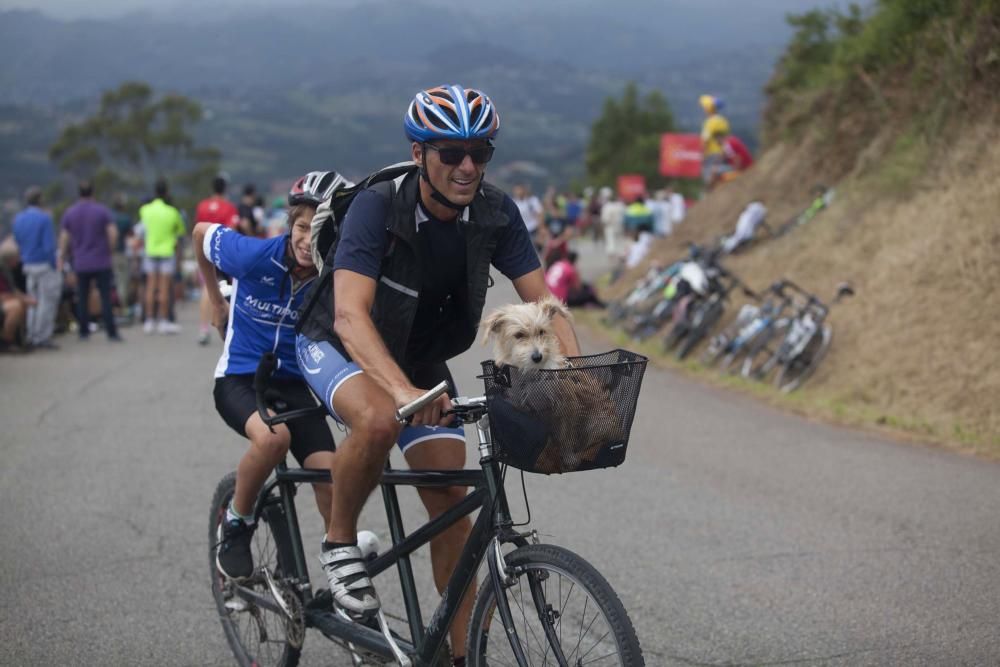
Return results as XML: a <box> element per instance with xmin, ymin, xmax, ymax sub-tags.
<box><xmin>487</xmin><ymin>537</ymin><xmax>571</xmax><ymax>667</ymax></box>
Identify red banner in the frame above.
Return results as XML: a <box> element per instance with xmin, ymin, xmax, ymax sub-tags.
<box><xmin>616</xmin><ymin>174</ymin><xmax>647</xmax><ymax>202</ymax></box>
<box><xmin>659</xmin><ymin>133</ymin><xmax>703</xmax><ymax>178</ymax></box>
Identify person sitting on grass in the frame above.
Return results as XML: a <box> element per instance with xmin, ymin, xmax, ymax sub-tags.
<box><xmin>0</xmin><ymin>238</ymin><xmax>34</xmax><ymax>351</ymax></box>
<box><xmin>545</xmin><ymin>251</ymin><xmax>604</xmax><ymax>308</ymax></box>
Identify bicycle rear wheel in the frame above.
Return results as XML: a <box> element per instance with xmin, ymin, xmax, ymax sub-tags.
<box><xmin>209</xmin><ymin>472</ymin><xmax>303</xmax><ymax>667</ymax></box>
<box><xmin>741</xmin><ymin>320</ymin><xmax>788</xmax><ymax>379</ymax></box>
<box><xmin>676</xmin><ymin>300</ymin><xmax>722</xmax><ymax>360</ymax></box>
<box><xmin>467</xmin><ymin>544</ymin><xmax>644</xmax><ymax>666</ymax></box>
<box><xmin>775</xmin><ymin>324</ymin><xmax>832</xmax><ymax>392</ymax></box>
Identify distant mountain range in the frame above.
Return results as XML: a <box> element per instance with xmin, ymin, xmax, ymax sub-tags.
<box><xmin>0</xmin><ymin>1</ymin><xmax>800</xmax><ymax>199</ymax></box>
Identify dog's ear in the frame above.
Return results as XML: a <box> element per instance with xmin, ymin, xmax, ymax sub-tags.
<box><xmin>479</xmin><ymin>310</ymin><xmax>506</xmax><ymax>345</ymax></box>
<box><xmin>540</xmin><ymin>296</ymin><xmax>572</xmax><ymax>323</ymax></box>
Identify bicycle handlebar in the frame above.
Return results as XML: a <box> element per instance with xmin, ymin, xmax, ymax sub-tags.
<box><xmin>394</xmin><ymin>381</ymin><xmax>450</xmax><ymax>423</ymax></box>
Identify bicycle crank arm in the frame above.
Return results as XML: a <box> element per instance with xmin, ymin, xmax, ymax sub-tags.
<box><xmin>307</xmin><ymin>607</ymin><xmax>416</xmax><ymax>664</ymax></box>
<box><xmin>262</xmin><ymin>568</ymin><xmax>295</xmax><ymax>620</ymax></box>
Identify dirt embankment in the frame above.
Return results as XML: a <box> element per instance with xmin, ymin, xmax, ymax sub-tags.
<box><xmin>603</xmin><ymin>116</ymin><xmax>1000</xmax><ymax>455</ymax></box>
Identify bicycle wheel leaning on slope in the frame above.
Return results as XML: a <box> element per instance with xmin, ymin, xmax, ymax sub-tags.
<box><xmin>774</xmin><ymin>321</ymin><xmax>833</xmax><ymax>393</ymax></box>
<box><xmin>746</xmin><ymin>281</ymin><xmax>854</xmax><ymax>392</ymax></box>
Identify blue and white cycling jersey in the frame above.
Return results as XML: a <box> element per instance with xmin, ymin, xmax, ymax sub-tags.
<box><xmin>204</xmin><ymin>224</ymin><xmax>314</xmax><ymax>379</ymax></box>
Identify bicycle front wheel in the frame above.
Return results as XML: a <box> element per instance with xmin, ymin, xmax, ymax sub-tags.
<box><xmin>209</xmin><ymin>472</ymin><xmax>302</xmax><ymax>667</ymax></box>
<box><xmin>467</xmin><ymin>544</ymin><xmax>644</xmax><ymax>666</ymax></box>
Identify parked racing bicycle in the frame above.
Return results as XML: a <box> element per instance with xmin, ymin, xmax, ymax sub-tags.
<box><xmin>743</xmin><ymin>282</ymin><xmax>855</xmax><ymax>392</ymax></box>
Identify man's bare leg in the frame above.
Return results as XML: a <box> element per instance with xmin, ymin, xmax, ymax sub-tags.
<box><xmin>325</xmin><ymin>373</ymin><xmax>401</xmax><ymax>543</ymax></box>
<box><xmin>302</xmin><ymin>450</ymin><xmax>334</xmax><ymax>529</ymax></box>
<box><xmin>156</xmin><ymin>272</ymin><xmax>170</xmax><ymax>322</ymax></box>
<box><xmin>317</xmin><ymin>373</ymin><xmax>400</xmax><ymax>617</ymax></box>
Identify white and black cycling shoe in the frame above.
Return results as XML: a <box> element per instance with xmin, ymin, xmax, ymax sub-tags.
<box><xmin>318</xmin><ymin>545</ymin><xmax>380</xmax><ymax>620</ymax></box>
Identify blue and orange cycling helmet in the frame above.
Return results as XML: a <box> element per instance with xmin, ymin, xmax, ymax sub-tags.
<box><xmin>404</xmin><ymin>85</ymin><xmax>500</xmax><ymax>143</ymax></box>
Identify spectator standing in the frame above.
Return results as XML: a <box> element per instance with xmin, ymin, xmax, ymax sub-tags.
<box><xmin>237</xmin><ymin>184</ymin><xmax>259</xmax><ymax>237</ymax></box>
<box><xmin>585</xmin><ymin>189</ymin><xmax>603</xmax><ymax>243</ymax></box>
<box><xmin>195</xmin><ymin>174</ymin><xmax>239</xmax><ymax>345</ymax></box>
<box><xmin>111</xmin><ymin>194</ymin><xmax>135</xmax><ymax>321</ymax></box>
<box><xmin>624</xmin><ymin>196</ymin><xmax>654</xmax><ymax>235</ymax></box>
<box><xmin>699</xmin><ymin>94</ymin><xmax>731</xmax><ymax>188</ymax></box>
<box><xmin>665</xmin><ymin>182</ymin><xmax>686</xmax><ymax>227</ymax></box>
<box><xmin>138</xmin><ymin>179</ymin><xmax>186</xmax><ymax>335</ymax></box>
<box><xmin>599</xmin><ymin>192</ymin><xmax>625</xmax><ymax>257</ymax></box>
<box><xmin>58</xmin><ymin>181</ymin><xmax>122</xmax><ymax>342</ymax></box>
<box><xmin>650</xmin><ymin>189</ymin><xmax>674</xmax><ymax>237</ymax></box>
<box><xmin>512</xmin><ymin>184</ymin><xmax>544</xmax><ymax>249</ymax></box>
<box><xmin>13</xmin><ymin>186</ymin><xmax>61</xmax><ymax>348</ymax></box>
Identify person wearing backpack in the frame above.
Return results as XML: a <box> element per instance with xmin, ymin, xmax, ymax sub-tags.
<box><xmin>193</xmin><ymin>171</ymin><xmax>351</xmax><ymax>582</ymax></box>
<box><xmin>294</xmin><ymin>85</ymin><xmax>581</xmax><ymax>664</ymax></box>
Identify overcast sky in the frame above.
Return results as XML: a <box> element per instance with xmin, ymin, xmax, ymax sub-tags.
<box><xmin>0</xmin><ymin>0</ymin><xmax>844</xmax><ymax>20</ymax></box>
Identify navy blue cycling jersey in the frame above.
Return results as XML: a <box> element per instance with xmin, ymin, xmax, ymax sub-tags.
<box><xmin>333</xmin><ymin>188</ymin><xmax>541</xmax><ymax>360</ymax></box>
<box><xmin>204</xmin><ymin>223</ymin><xmax>314</xmax><ymax>379</ymax></box>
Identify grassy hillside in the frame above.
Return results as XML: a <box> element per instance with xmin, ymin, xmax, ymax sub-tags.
<box><xmin>601</xmin><ymin>0</ymin><xmax>1000</xmax><ymax>454</ymax></box>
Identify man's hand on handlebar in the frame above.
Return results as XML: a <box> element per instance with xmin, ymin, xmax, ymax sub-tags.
<box><xmin>394</xmin><ymin>385</ymin><xmax>455</xmax><ymax>427</ymax></box>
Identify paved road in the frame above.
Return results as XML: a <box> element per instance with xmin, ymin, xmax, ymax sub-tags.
<box><xmin>2</xmin><ymin>258</ymin><xmax>999</xmax><ymax>665</ymax></box>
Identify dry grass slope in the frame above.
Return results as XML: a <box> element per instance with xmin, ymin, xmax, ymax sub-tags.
<box><xmin>603</xmin><ymin>116</ymin><xmax>1000</xmax><ymax>455</ymax></box>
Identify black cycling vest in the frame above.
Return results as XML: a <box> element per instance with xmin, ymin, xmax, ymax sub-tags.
<box><xmin>297</xmin><ymin>171</ymin><xmax>509</xmax><ymax>368</ymax></box>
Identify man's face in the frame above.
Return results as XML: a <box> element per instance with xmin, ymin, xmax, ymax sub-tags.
<box><xmin>413</xmin><ymin>140</ymin><xmax>492</xmax><ymax>207</ymax></box>
<box><xmin>289</xmin><ymin>208</ymin><xmax>315</xmax><ymax>268</ymax></box>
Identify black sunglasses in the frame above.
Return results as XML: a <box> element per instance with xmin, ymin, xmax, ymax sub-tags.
<box><xmin>424</xmin><ymin>143</ymin><xmax>495</xmax><ymax>166</ymax></box>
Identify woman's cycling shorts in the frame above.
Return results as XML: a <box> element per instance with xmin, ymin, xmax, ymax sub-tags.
<box><xmin>295</xmin><ymin>335</ymin><xmax>466</xmax><ymax>453</ymax></box>
<box><xmin>214</xmin><ymin>374</ymin><xmax>335</xmax><ymax>466</ymax></box>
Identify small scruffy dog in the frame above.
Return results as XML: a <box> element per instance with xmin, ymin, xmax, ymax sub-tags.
<box><xmin>479</xmin><ymin>296</ymin><xmax>570</xmax><ymax>370</ymax></box>
<box><xmin>480</xmin><ymin>298</ymin><xmax>624</xmax><ymax>473</ymax></box>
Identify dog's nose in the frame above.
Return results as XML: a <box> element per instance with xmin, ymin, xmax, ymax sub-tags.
<box><xmin>531</xmin><ymin>350</ymin><xmax>543</xmax><ymax>363</ymax></box>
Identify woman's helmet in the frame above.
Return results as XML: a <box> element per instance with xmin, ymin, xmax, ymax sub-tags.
<box><xmin>404</xmin><ymin>85</ymin><xmax>500</xmax><ymax>143</ymax></box>
<box><xmin>288</xmin><ymin>171</ymin><xmax>353</xmax><ymax>207</ymax></box>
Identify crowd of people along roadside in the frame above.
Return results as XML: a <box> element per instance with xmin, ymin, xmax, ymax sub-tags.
<box><xmin>1</xmin><ymin>92</ymin><xmax>763</xmax><ymax>354</ymax></box>
<box><xmin>0</xmin><ymin>173</ymin><xmax>288</xmax><ymax>353</ymax></box>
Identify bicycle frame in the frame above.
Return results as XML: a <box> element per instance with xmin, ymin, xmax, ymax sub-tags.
<box><xmin>242</xmin><ymin>423</ymin><xmax>531</xmax><ymax>666</ymax></box>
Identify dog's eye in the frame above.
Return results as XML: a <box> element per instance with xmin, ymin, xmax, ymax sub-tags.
<box><xmin>514</xmin><ymin>332</ymin><xmax>527</xmax><ymax>340</ymax></box>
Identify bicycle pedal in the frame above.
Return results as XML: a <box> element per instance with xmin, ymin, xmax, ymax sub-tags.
<box><xmin>224</xmin><ymin>598</ymin><xmax>249</xmax><ymax>612</ymax></box>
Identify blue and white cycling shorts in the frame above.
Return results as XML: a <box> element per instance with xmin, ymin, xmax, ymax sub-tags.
<box><xmin>295</xmin><ymin>335</ymin><xmax>465</xmax><ymax>453</ymax></box>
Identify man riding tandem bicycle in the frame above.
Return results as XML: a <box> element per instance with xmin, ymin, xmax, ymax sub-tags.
<box><xmin>208</xmin><ymin>84</ymin><xmax>649</xmax><ymax>666</ymax></box>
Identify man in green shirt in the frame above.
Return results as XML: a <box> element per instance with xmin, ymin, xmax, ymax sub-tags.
<box><xmin>139</xmin><ymin>179</ymin><xmax>186</xmax><ymax>335</ymax></box>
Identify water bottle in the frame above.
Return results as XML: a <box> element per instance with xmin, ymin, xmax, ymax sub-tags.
<box><xmin>357</xmin><ymin>530</ymin><xmax>381</xmax><ymax>561</ymax></box>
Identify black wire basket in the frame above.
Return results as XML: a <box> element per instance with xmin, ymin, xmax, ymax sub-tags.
<box><xmin>480</xmin><ymin>349</ymin><xmax>647</xmax><ymax>474</ymax></box>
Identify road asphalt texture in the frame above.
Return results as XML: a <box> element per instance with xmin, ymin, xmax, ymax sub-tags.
<box><xmin>2</xmin><ymin>249</ymin><xmax>998</xmax><ymax>665</ymax></box>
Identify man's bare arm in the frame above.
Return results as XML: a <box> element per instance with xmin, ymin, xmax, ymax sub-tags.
<box><xmin>332</xmin><ymin>269</ymin><xmax>452</xmax><ymax>425</ymax></box>
<box><xmin>332</xmin><ymin>270</ymin><xmax>417</xmax><ymax>397</ymax></box>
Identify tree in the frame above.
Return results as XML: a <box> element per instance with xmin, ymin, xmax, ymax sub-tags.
<box><xmin>585</xmin><ymin>82</ymin><xmax>677</xmax><ymax>190</ymax></box>
<box><xmin>48</xmin><ymin>81</ymin><xmax>220</xmax><ymax>215</ymax></box>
